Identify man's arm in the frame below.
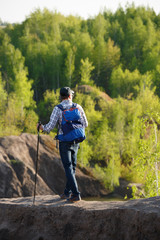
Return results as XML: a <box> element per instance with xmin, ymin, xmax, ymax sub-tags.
<box><xmin>40</xmin><ymin>106</ymin><xmax>61</xmax><ymax>133</ymax></box>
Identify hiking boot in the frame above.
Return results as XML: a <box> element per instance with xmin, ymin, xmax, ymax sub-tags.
<box><xmin>67</xmin><ymin>195</ymin><xmax>81</xmax><ymax>203</ymax></box>
<box><xmin>60</xmin><ymin>193</ymin><xmax>71</xmax><ymax>199</ymax></box>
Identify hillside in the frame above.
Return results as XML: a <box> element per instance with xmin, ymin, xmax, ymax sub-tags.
<box><xmin>0</xmin><ymin>133</ymin><xmax>108</xmax><ymax>198</ymax></box>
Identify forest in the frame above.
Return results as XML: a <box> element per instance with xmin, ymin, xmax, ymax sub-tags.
<box><xmin>1</xmin><ymin>3</ymin><xmax>160</xmax><ymax>198</ymax></box>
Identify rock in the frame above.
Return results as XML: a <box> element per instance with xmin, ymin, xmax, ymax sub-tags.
<box><xmin>0</xmin><ymin>195</ymin><xmax>159</xmax><ymax>240</ymax></box>
<box><xmin>0</xmin><ymin>133</ymin><xmax>108</xmax><ymax>198</ymax></box>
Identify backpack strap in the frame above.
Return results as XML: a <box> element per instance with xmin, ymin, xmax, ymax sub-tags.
<box><xmin>72</xmin><ymin>103</ymin><xmax>77</xmax><ymax>108</ymax></box>
<box><xmin>56</xmin><ymin>103</ymin><xmax>77</xmax><ymax>111</ymax></box>
<box><xmin>57</xmin><ymin>103</ymin><xmax>77</xmax><ymax>111</ymax></box>
<box><xmin>56</xmin><ymin>104</ymin><xmax>65</xmax><ymax>111</ymax></box>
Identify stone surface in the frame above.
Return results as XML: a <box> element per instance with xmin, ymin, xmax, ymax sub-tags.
<box><xmin>0</xmin><ymin>133</ymin><xmax>107</xmax><ymax>198</ymax></box>
<box><xmin>0</xmin><ymin>195</ymin><xmax>159</xmax><ymax>240</ymax></box>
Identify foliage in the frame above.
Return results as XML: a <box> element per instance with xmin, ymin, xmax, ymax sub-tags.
<box><xmin>37</xmin><ymin>89</ymin><xmax>60</xmax><ymax>123</ymax></box>
<box><xmin>110</xmin><ymin>67</ymin><xmax>143</xmax><ymax>98</ymax></box>
<box><xmin>1</xmin><ymin>6</ymin><xmax>160</xmax><ymax>197</ymax></box>
<box><xmin>79</xmin><ymin>58</ymin><xmax>94</xmax><ymax>85</ymax></box>
<box><xmin>131</xmin><ymin>120</ymin><xmax>160</xmax><ymax>198</ymax></box>
<box><xmin>3</xmin><ymin>5</ymin><xmax>160</xmax><ymax>98</ymax></box>
<box><xmin>0</xmin><ymin>33</ymin><xmax>38</xmax><ymax>136</ymax></box>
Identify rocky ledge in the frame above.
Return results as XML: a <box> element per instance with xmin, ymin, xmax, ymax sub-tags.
<box><xmin>0</xmin><ymin>195</ymin><xmax>159</xmax><ymax>240</ymax></box>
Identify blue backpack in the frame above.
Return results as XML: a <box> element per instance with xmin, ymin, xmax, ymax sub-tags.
<box><xmin>56</xmin><ymin>103</ymin><xmax>86</xmax><ymax>143</ymax></box>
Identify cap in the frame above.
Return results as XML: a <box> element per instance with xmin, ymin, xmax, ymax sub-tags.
<box><xmin>60</xmin><ymin>87</ymin><xmax>74</xmax><ymax>97</ymax></box>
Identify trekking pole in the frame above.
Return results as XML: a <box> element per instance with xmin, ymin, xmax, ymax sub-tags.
<box><xmin>33</xmin><ymin>122</ymin><xmax>41</xmax><ymax>205</ymax></box>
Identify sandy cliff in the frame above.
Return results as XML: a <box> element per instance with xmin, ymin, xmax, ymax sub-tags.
<box><xmin>0</xmin><ymin>133</ymin><xmax>107</xmax><ymax>198</ymax></box>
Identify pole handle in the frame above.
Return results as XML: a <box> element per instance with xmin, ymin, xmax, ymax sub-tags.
<box><xmin>37</xmin><ymin>121</ymin><xmax>41</xmax><ymax>132</ymax></box>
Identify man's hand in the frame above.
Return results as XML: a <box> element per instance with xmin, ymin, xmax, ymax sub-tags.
<box><xmin>37</xmin><ymin>122</ymin><xmax>43</xmax><ymax>131</ymax></box>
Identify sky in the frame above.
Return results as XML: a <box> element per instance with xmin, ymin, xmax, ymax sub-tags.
<box><xmin>1</xmin><ymin>0</ymin><xmax>160</xmax><ymax>24</ymax></box>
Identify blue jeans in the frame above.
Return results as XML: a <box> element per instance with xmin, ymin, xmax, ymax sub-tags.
<box><xmin>59</xmin><ymin>141</ymin><xmax>80</xmax><ymax>196</ymax></box>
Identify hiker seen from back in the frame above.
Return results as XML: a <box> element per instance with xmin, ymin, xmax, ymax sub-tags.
<box><xmin>38</xmin><ymin>87</ymin><xmax>88</xmax><ymax>203</ymax></box>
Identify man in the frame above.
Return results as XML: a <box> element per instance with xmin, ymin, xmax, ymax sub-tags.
<box><xmin>38</xmin><ymin>87</ymin><xmax>88</xmax><ymax>202</ymax></box>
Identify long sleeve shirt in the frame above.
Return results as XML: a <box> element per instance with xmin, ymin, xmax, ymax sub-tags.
<box><xmin>42</xmin><ymin>99</ymin><xmax>88</xmax><ymax>134</ymax></box>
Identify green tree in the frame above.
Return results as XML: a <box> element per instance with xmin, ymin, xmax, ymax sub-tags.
<box><xmin>0</xmin><ymin>72</ymin><xmax>7</xmax><ymax>134</ymax></box>
<box><xmin>132</xmin><ymin>119</ymin><xmax>160</xmax><ymax>198</ymax></box>
<box><xmin>0</xmin><ymin>34</ymin><xmax>34</xmax><ymax>106</ymax></box>
<box><xmin>37</xmin><ymin>89</ymin><xmax>60</xmax><ymax>124</ymax></box>
<box><xmin>0</xmin><ymin>72</ymin><xmax>7</xmax><ymax>113</ymax></box>
<box><xmin>110</xmin><ymin>66</ymin><xmax>152</xmax><ymax>98</ymax></box>
<box><xmin>104</xmin><ymin>38</ymin><xmax>120</xmax><ymax>91</ymax></box>
<box><xmin>153</xmin><ymin>64</ymin><xmax>160</xmax><ymax>97</ymax></box>
<box><xmin>79</xmin><ymin>58</ymin><xmax>94</xmax><ymax>85</ymax></box>
<box><xmin>64</xmin><ymin>47</ymin><xmax>75</xmax><ymax>87</ymax></box>
<box><xmin>92</xmin><ymin>14</ymin><xmax>109</xmax><ymax>84</ymax></box>
<box><xmin>74</xmin><ymin>32</ymin><xmax>94</xmax><ymax>78</ymax></box>
<box><xmin>0</xmin><ymin>33</ymin><xmax>37</xmax><ymax>134</ymax></box>
<box><xmin>108</xmin><ymin>19</ymin><xmax>124</xmax><ymax>46</ymax></box>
